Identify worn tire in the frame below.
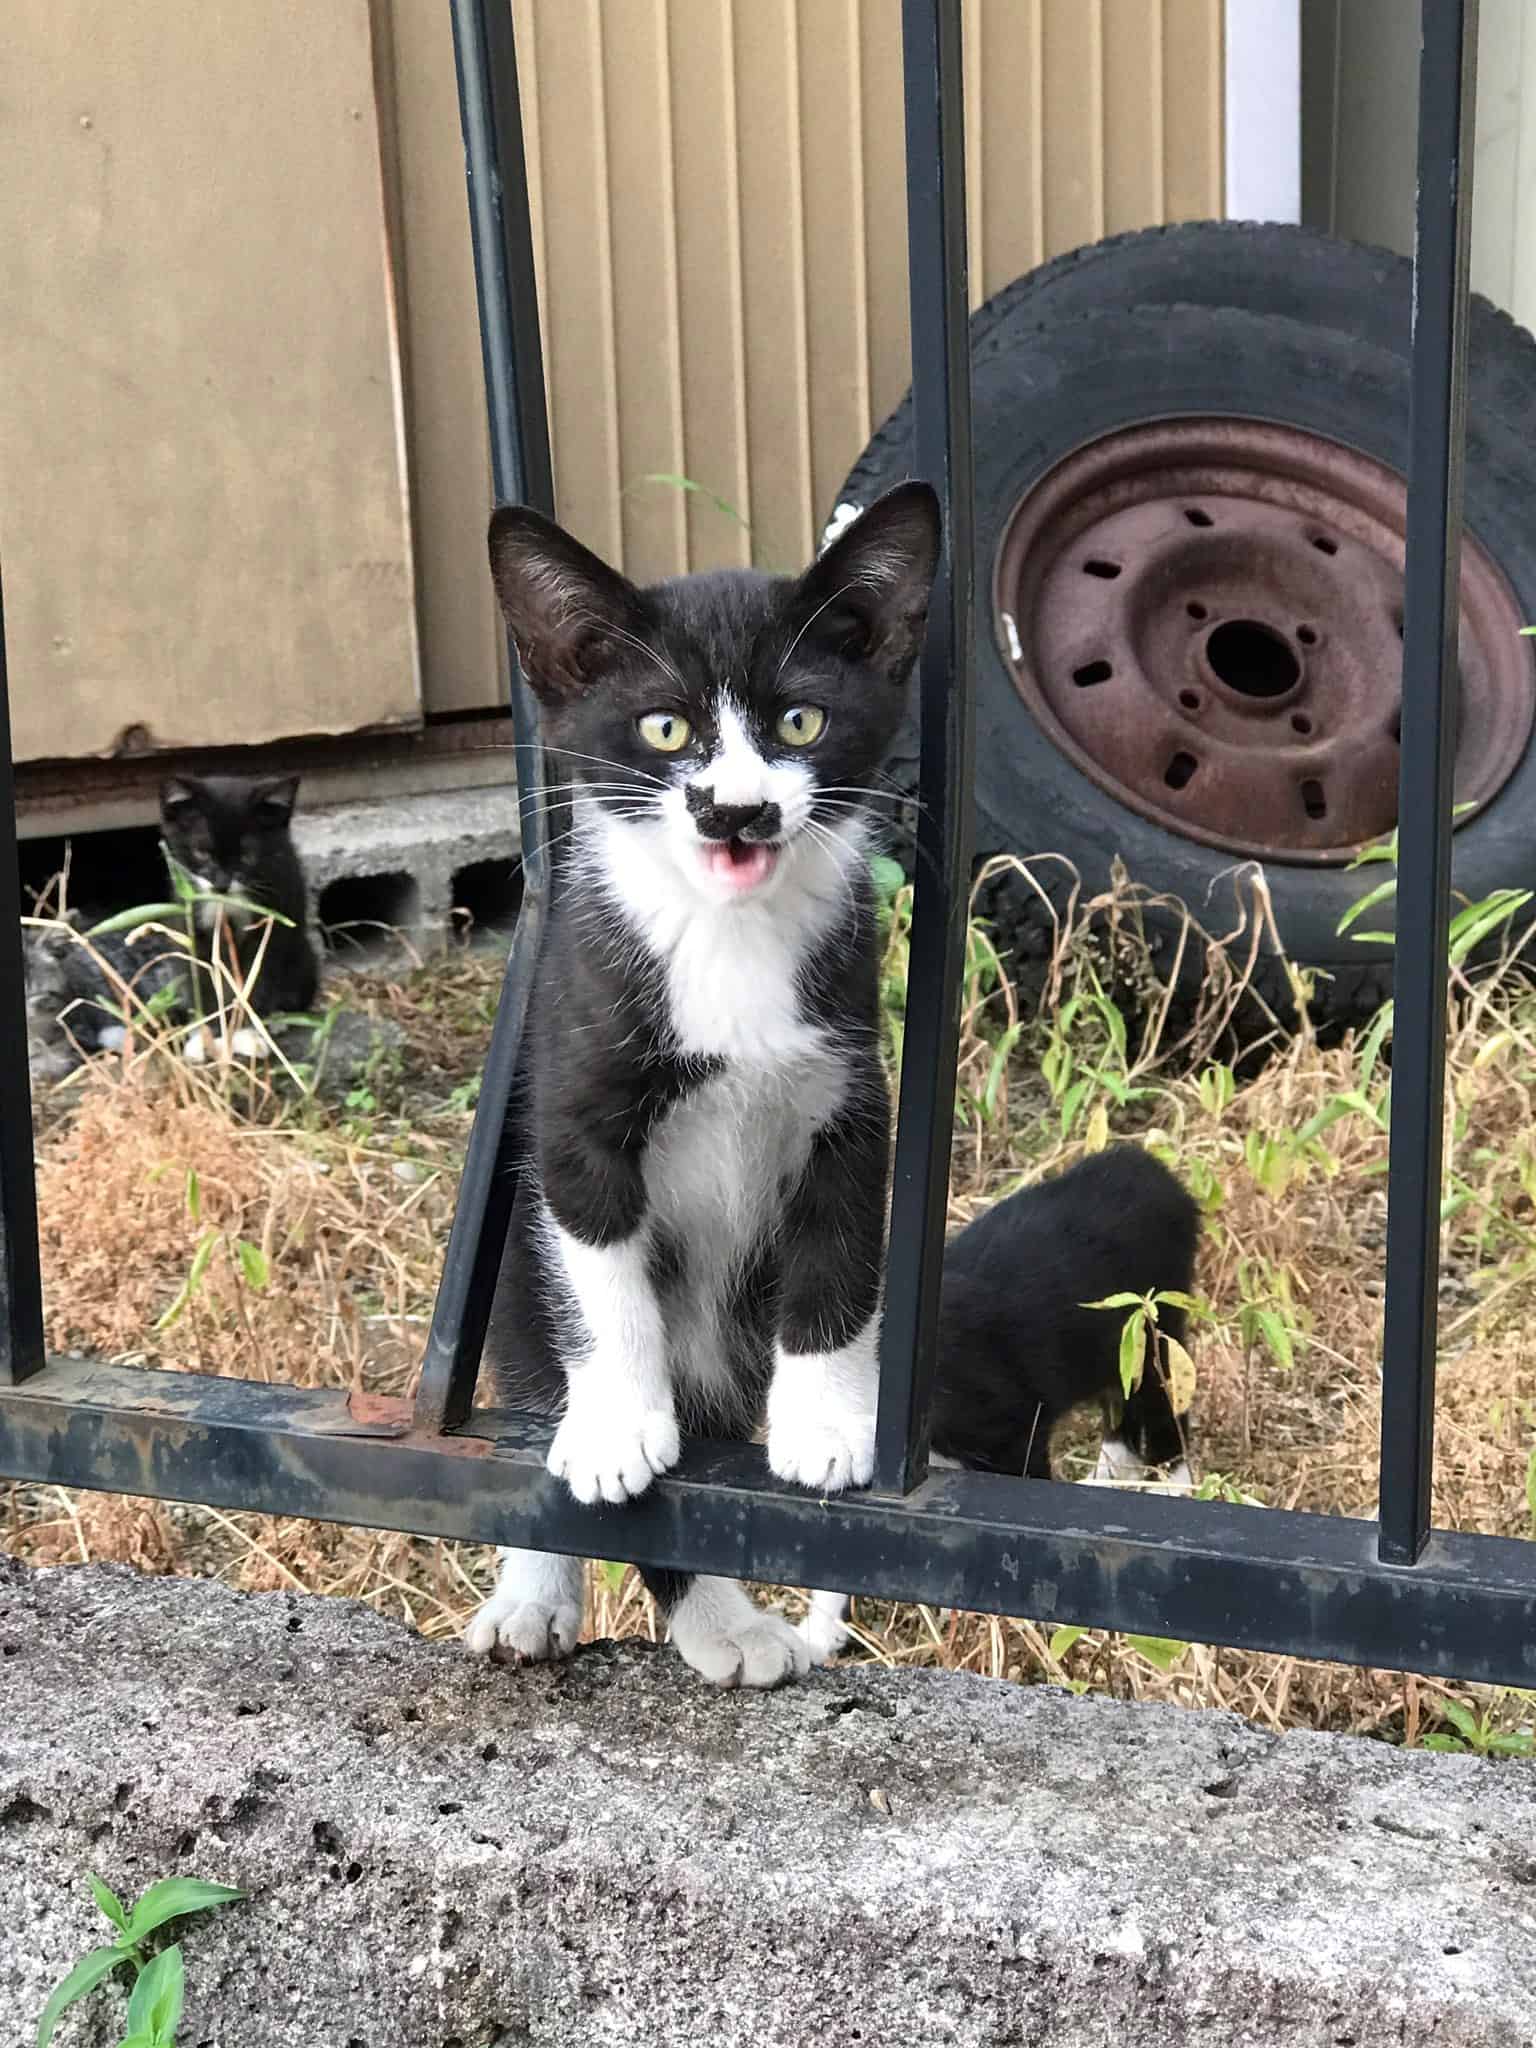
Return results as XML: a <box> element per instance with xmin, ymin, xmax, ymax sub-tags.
<box><xmin>833</xmin><ymin>221</ymin><xmax>1536</xmax><ymax>523</ymax></box>
<box><xmin>847</xmin><ymin>304</ymin><xmax>1536</xmax><ymax>1038</ymax></box>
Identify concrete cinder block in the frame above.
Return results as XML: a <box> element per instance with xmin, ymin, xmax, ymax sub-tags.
<box><xmin>2</xmin><ymin>1553</ymin><xmax>1534</xmax><ymax>2046</ymax></box>
<box><xmin>293</xmin><ymin>786</ymin><xmax>521</xmax><ymax>950</ymax></box>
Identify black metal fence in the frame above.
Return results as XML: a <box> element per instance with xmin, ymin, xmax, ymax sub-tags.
<box><xmin>5</xmin><ymin>0</ymin><xmax>1533</xmax><ymax>1689</ymax></box>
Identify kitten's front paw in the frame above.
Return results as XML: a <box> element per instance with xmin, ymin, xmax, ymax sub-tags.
<box><xmin>229</xmin><ymin>1026</ymin><xmax>266</xmax><ymax>1060</ymax></box>
<box><xmin>767</xmin><ymin>1410</ymin><xmax>875</xmax><ymax>1494</ymax></box>
<box><xmin>464</xmin><ymin>1590</ymin><xmax>582</xmax><ymax>1664</ymax></box>
<box><xmin>548</xmin><ymin>1400</ymin><xmax>680</xmax><ymax>1506</ymax></box>
<box><xmin>182</xmin><ymin>1028</ymin><xmax>208</xmax><ymax>1065</ymax></box>
<box><xmin>673</xmin><ymin>1608</ymin><xmax>811</xmax><ymax>1690</ymax></box>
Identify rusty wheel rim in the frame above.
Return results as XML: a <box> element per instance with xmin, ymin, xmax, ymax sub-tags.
<box><xmin>993</xmin><ymin>420</ymin><xmax>1535</xmax><ymax>864</ymax></box>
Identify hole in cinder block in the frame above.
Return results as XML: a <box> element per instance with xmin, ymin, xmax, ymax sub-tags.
<box><xmin>19</xmin><ymin>824</ymin><xmax>169</xmax><ymax>920</ymax></box>
<box><xmin>318</xmin><ymin>871</ymin><xmax>420</xmax><ymax>958</ymax></box>
<box><xmin>451</xmin><ymin>857</ymin><xmax>524</xmax><ymax>948</ymax></box>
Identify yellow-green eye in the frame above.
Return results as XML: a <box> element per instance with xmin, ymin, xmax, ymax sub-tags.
<box><xmin>775</xmin><ymin>704</ymin><xmax>826</xmax><ymax>747</ymax></box>
<box><xmin>637</xmin><ymin>711</ymin><xmax>692</xmax><ymax>753</ymax></box>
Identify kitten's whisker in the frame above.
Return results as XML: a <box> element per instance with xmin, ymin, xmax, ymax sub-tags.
<box><xmin>775</xmin><ymin>579</ymin><xmax>862</xmax><ymax>683</ymax></box>
<box><xmin>566</xmin><ymin>613</ymin><xmax>687</xmax><ymax>696</ymax></box>
<box><xmin>540</xmin><ymin>746</ymin><xmax>670</xmax><ymax>788</ymax></box>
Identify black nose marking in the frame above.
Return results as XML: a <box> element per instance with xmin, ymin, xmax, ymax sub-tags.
<box><xmin>685</xmin><ymin>788</ymin><xmax>782</xmax><ymax>842</ymax></box>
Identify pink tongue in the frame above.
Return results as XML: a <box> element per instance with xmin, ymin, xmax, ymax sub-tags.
<box><xmin>703</xmin><ymin>840</ymin><xmax>775</xmax><ymax>891</ymax></box>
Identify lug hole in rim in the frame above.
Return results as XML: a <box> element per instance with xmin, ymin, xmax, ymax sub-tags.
<box><xmin>1186</xmin><ymin>600</ymin><xmax>1209</xmax><ymax>622</ymax></box>
<box><xmin>1312</xmin><ymin>534</ymin><xmax>1339</xmax><ymax>555</ymax></box>
<box><xmin>1297</xmin><ymin>624</ymin><xmax>1318</xmax><ymax>646</ymax></box>
<box><xmin>1165</xmin><ymin>752</ymin><xmax>1199</xmax><ymax>790</ymax></box>
<box><xmin>1301</xmin><ymin>779</ymin><xmax>1327</xmax><ymax>819</ymax></box>
<box><xmin>1292</xmin><ymin>713</ymin><xmax>1313</xmax><ymax>736</ymax></box>
<box><xmin>1179</xmin><ymin>689</ymin><xmax>1202</xmax><ymax>712</ymax></box>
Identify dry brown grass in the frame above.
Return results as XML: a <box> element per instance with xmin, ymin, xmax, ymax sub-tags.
<box><xmin>10</xmin><ymin>872</ymin><xmax>1536</xmax><ymax>1755</ymax></box>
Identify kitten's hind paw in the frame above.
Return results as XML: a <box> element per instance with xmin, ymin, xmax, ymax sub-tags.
<box><xmin>465</xmin><ymin>1590</ymin><xmax>582</xmax><ymax>1665</ymax></box>
<box><xmin>671</xmin><ymin>1584</ymin><xmax>811</xmax><ymax>1690</ymax></box>
<box><xmin>547</xmin><ymin>1402</ymin><xmax>681</xmax><ymax>1506</ymax></box>
<box><xmin>800</xmin><ymin>1591</ymin><xmax>852</xmax><ymax>1665</ymax></box>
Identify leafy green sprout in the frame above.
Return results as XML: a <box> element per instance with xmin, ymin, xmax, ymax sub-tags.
<box><xmin>37</xmin><ymin>1873</ymin><xmax>243</xmax><ymax>2048</ymax></box>
<box><xmin>1337</xmin><ymin>807</ymin><xmax>1532</xmax><ymax>964</ymax></box>
<box><xmin>149</xmin><ymin>1167</ymin><xmax>269</xmax><ymax>1333</ymax></box>
<box><xmin>1082</xmin><ymin>1286</ymin><xmax>1209</xmax><ymax>1403</ymax></box>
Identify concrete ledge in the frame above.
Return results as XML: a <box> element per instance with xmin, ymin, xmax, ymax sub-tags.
<box><xmin>2</xmin><ymin>1555</ymin><xmax>1534</xmax><ymax>2046</ymax></box>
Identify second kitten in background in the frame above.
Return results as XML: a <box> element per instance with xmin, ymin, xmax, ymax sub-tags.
<box><xmin>159</xmin><ymin>773</ymin><xmax>319</xmax><ymax>1059</ymax></box>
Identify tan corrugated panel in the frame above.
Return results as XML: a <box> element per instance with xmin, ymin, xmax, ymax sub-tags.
<box><xmin>667</xmin><ymin>0</ymin><xmax>753</xmax><ymax>569</ymax></box>
<box><xmin>380</xmin><ymin>0</ymin><xmax>1225</xmax><ymax>713</ymax></box>
<box><xmin>798</xmin><ymin>3</ymin><xmax>876</xmax><ymax>541</ymax></box>
<box><xmin>377</xmin><ymin>0</ymin><xmax>501</xmax><ymax>719</ymax></box>
<box><xmin>1161</xmin><ymin>0</ymin><xmax>1224</xmax><ymax>224</ymax></box>
<box><xmin>732</xmin><ymin>0</ymin><xmax>816</xmax><ymax>572</ymax></box>
<box><xmin>523</xmin><ymin>2</ymin><xmax>623</xmax><ymax>566</ymax></box>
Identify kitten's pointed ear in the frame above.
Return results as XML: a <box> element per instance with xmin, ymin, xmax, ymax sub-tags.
<box><xmin>253</xmin><ymin>775</ymin><xmax>300</xmax><ymax>823</ymax></box>
<box><xmin>789</xmin><ymin>482</ymin><xmax>942</xmax><ymax>684</ymax></box>
<box><xmin>487</xmin><ymin>504</ymin><xmax>647</xmax><ymax>701</ymax></box>
<box><xmin>160</xmin><ymin>776</ymin><xmax>199</xmax><ymax>820</ymax></box>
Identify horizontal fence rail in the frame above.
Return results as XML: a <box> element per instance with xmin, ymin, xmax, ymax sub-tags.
<box><xmin>0</xmin><ymin>0</ymin><xmax>1522</xmax><ymax>1693</ymax></box>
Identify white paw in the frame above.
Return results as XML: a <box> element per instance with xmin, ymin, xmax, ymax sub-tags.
<box><xmin>1083</xmin><ymin>1436</ymin><xmax>1151</xmax><ymax>1487</ymax></box>
<box><xmin>768</xmin><ymin>1409</ymin><xmax>875</xmax><ymax>1493</ymax></box>
<box><xmin>1165</xmin><ymin>1458</ymin><xmax>1194</xmax><ymax>1491</ymax></box>
<box><xmin>800</xmin><ymin>1591</ymin><xmax>851</xmax><ymax>1665</ymax></box>
<box><xmin>547</xmin><ymin>1400</ymin><xmax>680</xmax><ymax>1506</ymax></box>
<box><xmin>464</xmin><ymin>1592</ymin><xmax>582</xmax><ymax>1664</ymax></box>
<box><xmin>182</xmin><ymin>1028</ymin><xmax>208</xmax><ymax>1065</ymax></box>
<box><xmin>229</xmin><ymin>1026</ymin><xmax>266</xmax><ymax>1060</ymax></box>
<box><xmin>673</xmin><ymin>1608</ymin><xmax>811</xmax><ymax>1690</ymax></box>
<box><xmin>95</xmin><ymin>1024</ymin><xmax>127</xmax><ymax>1053</ymax></box>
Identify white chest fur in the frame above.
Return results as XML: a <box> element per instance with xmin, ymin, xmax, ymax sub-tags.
<box><xmin>579</xmin><ymin>805</ymin><xmax>865</xmax><ymax>1399</ymax></box>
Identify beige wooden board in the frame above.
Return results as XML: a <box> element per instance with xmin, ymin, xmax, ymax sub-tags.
<box><xmin>0</xmin><ymin>0</ymin><xmax>418</xmax><ymax>763</ymax></box>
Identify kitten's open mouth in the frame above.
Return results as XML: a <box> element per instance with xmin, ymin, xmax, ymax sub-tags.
<box><xmin>700</xmin><ymin>837</ymin><xmax>781</xmax><ymax>894</ymax></box>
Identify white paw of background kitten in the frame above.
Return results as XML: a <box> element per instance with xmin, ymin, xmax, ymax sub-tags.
<box><xmin>464</xmin><ymin>1549</ymin><xmax>584</xmax><ymax>1664</ymax></box>
<box><xmin>546</xmin><ymin>1391</ymin><xmax>681</xmax><ymax>1505</ymax></box>
<box><xmin>670</xmin><ymin>1578</ymin><xmax>811</xmax><ymax>1689</ymax></box>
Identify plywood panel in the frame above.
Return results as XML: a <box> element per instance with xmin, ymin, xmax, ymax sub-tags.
<box><xmin>0</xmin><ymin>0</ymin><xmax>418</xmax><ymax>763</ymax></box>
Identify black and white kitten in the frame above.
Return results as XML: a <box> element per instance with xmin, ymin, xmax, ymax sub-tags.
<box><xmin>464</xmin><ymin>483</ymin><xmax>941</xmax><ymax>1689</ymax></box>
<box><xmin>158</xmin><ymin>774</ymin><xmax>319</xmax><ymax>1059</ymax></box>
<box><xmin>23</xmin><ymin>910</ymin><xmax>180</xmax><ymax>1080</ymax></box>
<box><xmin>801</xmin><ymin>1144</ymin><xmax>1201</xmax><ymax>1660</ymax></box>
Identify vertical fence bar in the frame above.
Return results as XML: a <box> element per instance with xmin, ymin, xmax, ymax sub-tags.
<box><xmin>1378</xmin><ymin>0</ymin><xmax>1480</xmax><ymax>1566</ymax></box>
<box><xmin>414</xmin><ymin>0</ymin><xmax>555</xmax><ymax>1433</ymax></box>
<box><xmin>874</xmin><ymin>0</ymin><xmax>975</xmax><ymax>1494</ymax></box>
<box><xmin>0</xmin><ymin>564</ymin><xmax>46</xmax><ymax>1386</ymax></box>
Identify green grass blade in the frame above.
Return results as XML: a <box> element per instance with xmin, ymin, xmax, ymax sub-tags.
<box><xmin>35</xmin><ymin>1946</ymin><xmax>125</xmax><ymax>2048</ymax></box>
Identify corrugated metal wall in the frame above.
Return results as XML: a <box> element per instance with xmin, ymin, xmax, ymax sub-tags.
<box><xmin>395</xmin><ymin>0</ymin><xmax>1225</xmax><ymax>716</ymax></box>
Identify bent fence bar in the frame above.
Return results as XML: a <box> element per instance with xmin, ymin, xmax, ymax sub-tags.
<box><xmin>4</xmin><ymin>0</ymin><xmax>1529</xmax><ymax>1688</ymax></box>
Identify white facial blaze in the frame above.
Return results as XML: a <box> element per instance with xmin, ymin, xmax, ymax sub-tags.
<box><xmin>685</xmin><ymin>697</ymin><xmax>816</xmax><ymax>841</ymax></box>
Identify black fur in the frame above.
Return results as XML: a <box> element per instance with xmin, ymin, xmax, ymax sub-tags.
<box><xmin>158</xmin><ymin>774</ymin><xmax>319</xmax><ymax>1024</ymax></box>
<box><xmin>933</xmin><ymin>1145</ymin><xmax>1202</xmax><ymax>1479</ymax></box>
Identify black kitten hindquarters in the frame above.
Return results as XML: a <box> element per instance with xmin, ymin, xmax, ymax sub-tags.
<box><xmin>802</xmin><ymin>1145</ymin><xmax>1202</xmax><ymax>1664</ymax></box>
<box><xmin>24</xmin><ymin>910</ymin><xmax>180</xmax><ymax>1081</ymax></box>
<box><xmin>462</xmin><ymin>483</ymin><xmax>941</xmax><ymax>1689</ymax></box>
<box><xmin>158</xmin><ymin>772</ymin><xmax>319</xmax><ymax>1061</ymax></box>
